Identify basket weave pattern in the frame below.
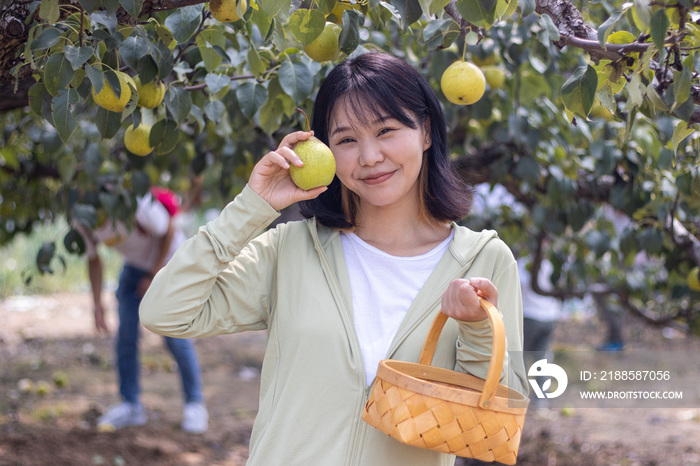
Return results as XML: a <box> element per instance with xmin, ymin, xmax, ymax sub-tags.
<box><xmin>365</xmin><ymin>377</ymin><xmax>525</xmax><ymax>464</ymax></box>
<box><xmin>362</xmin><ymin>298</ymin><xmax>528</xmax><ymax>465</ymax></box>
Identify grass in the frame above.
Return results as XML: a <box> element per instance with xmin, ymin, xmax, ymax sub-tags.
<box><xmin>0</xmin><ymin>218</ymin><xmax>122</xmax><ymax>299</ymax></box>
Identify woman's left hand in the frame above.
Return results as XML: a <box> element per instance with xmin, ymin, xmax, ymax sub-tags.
<box><xmin>441</xmin><ymin>277</ymin><xmax>498</xmax><ymax>322</ymax></box>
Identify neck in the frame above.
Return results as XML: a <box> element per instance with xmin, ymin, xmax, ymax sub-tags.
<box><xmin>354</xmin><ymin>201</ymin><xmax>451</xmax><ymax>256</ymax></box>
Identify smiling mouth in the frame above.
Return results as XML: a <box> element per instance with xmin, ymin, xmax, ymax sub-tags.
<box><xmin>361</xmin><ymin>171</ymin><xmax>395</xmax><ymax>185</ymax></box>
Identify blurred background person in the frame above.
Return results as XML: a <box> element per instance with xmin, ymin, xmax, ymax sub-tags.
<box><xmin>77</xmin><ymin>187</ymin><xmax>209</xmax><ymax>433</ymax></box>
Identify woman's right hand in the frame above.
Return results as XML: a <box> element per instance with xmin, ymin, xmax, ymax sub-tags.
<box><xmin>248</xmin><ymin>131</ymin><xmax>327</xmax><ymax>211</ymax></box>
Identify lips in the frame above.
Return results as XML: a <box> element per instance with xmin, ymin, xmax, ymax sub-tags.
<box><xmin>361</xmin><ymin>170</ymin><xmax>395</xmax><ymax>185</ymax></box>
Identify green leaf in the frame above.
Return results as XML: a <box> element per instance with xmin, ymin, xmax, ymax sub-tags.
<box><xmin>278</xmin><ymin>60</ymin><xmax>313</xmax><ymax>103</ymax></box>
<box><xmin>78</xmin><ymin>0</ymin><xmax>102</xmax><ymax>14</ymax></box>
<box><xmin>260</xmin><ymin>0</ymin><xmax>291</xmax><ymax>19</ymax></box>
<box><xmin>247</xmin><ymin>46</ymin><xmax>267</xmax><ymax>78</ymax></box>
<box><xmin>632</xmin><ymin>0</ymin><xmax>651</xmax><ymax>31</ymax></box>
<box><xmin>520</xmin><ymin>0</ymin><xmax>535</xmax><ymax>17</ymax></box>
<box><xmin>319</xmin><ymin>0</ymin><xmax>337</xmax><ymax>14</ymax></box>
<box><xmin>650</xmin><ymin>9</ymin><xmax>669</xmax><ymax>51</ymax></box>
<box><xmin>165</xmin><ymin>5</ymin><xmax>203</xmax><ymax>44</ymax></box>
<box><xmin>422</xmin><ymin>0</ymin><xmax>451</xmax><ymax>16</ymax></box>
<box><xmin>339</xmin><ymin>10</ymin><xmax>363</xmax><ymax>54</ymax></box>
<box><xmin>90</xmin><ymin>12</ymin><xmax>117</xmax><ymax>34</ymax></box>
<box><xmin>391</xmin><ymin>0</ymin><xmax>423</xmax><ymax>30</ymax></box>
<box><xmin>165</xmin><ymin>86</ymin><xmax>193</xmax><ymax>124</ymax></box>
<box><xmin>85</xmin><ymin>64</ymin><xmax>104</xmax><ymax>94</ymax></box>
<box><xmin>28</xmin><ymin>83</ymin><xmax>49</xmax><ymax>115</ymax></box>
<box><xmin>119</xmin><ymin>0</ymin><xmax>144</xmax><ymax>18</ymax></box>
<box><xmin>39</xmin><ymin>0</ymin><xmax>60</xmax><ymax>23</ymax></box>
<box><xmin>120</xmin><ymin>83</ymin><xmax>139</xmax><ymax>122</ymax></box>
<box><xmin>456</xmin><ymin>0</ymin><xmax>497</xmax><ymax>29</ymax></box>
<box><xmin>423</xmin><ymin>19</ymin><xmax>454</xmax><ymax>49</ymax></box>
<box><xmin>204</xmin><ymin>99</ymin><xmax>227</xmax><ymax>123</ymax></box>
<box><xmin>560</xmin><ymin>65</ymin><xmax>597</xmax><ymax>118</ymax></box>
<box><xmin>672</xmin><ymin>67</ymin><xmax>691</xmax><ymax>109</ymax></box>
<box><xmin>52</xmin><ymin>88</ymin><xmax>80</xmax><ymax>144</ymax></box>
<box><xmin>31</xmin><ymin>28</ymin><xmax>62</xmax><ymax>50</ymax></box>
<box><xmin>119</xmin><ymin>35</ymin><xmax>149</xmax><ymax>70</ymax></box>
<box><xmin>539</xmin><ymin>14</ymin><xmax>560</xmax><ymax>43</ymax></box>
<box><xmin>64</xmin><ymin>45</ymin><xmax>94</xmax><ymax>70</ymax></box>
<box><xmin>251</xmin><ymin>5</ymin><xmax>274</xmax><ymax>39</ymax></box>
<box><xmin>597</xmin><ymin>10</ymin><xmax>623</xmax><ymax>47</ymax></box>
<box><xmin>671</xmin><ymin>121</ymin><xmax>694</xmax><ymax>155</ymax></box>
<box><xmin>259</xmin><ymin>96</ymin><xmax>285</xmax><ymax>134</ymax></box>
<box><xmin>104</xmin><ymin>69</ymin><xmax>123</xmax><ymax>99</ymax></box>
<box><xmin>236</xmin><ymin>82</ymin><xmax>269</xmax><ymax>120</ymax></box>
<box><xmin>95</xmin><ymin>106</ymin><xmax>122</xmax><ymax>139</ymax></box>
<box><xmin>151</xmin><ymin>119</ymin><xmax>180</xmax><ymax>155</ymax></box>
<box><xmin>103</xmin><ymin>0</ymin><xmax>119</xmax><ymax>14</ymax></box>
<box><xmin>205</xmin><ymin>73</ymin><xmax>230</xmax><ymax>94</ymax></box>
<box><xmin>496</xmin><ymin>0</ymin><xmax>517</xmax><ymax>19</ymax></box>
<box><xmin>44</xmin><ymin>53</ymin><xmax>75</xmax><ymax>96</ymax></box>
<box><xmin>289</xmin><ymin>8</ymin><xmax>326</xmax><ymax>46</ymax></box>
<box><xmin>645</xmin><ymin>82</ymin><xmax>668</xmax><ymax>112</ymax></box>
<box><xmin>197</xmin><ymin>27</ymin><xmax>227</xmax><ymax>72</ymax></box>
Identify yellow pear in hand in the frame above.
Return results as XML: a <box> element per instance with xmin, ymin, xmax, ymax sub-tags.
<box><xmin>303</xmin><ymin>22</ymin><xmax>341</xmax><ymax>62</ymax></box>
<box><xmin>210</xmin><ymin>0</ymin><xmax>247</xmax><ymax>22</ymax></box>
<box><xmin>290</xmin><ymin>109</ymin><xmax>336</xmax><ymax>190</ymax></box>
<box><xmin>440</xmin><ymin>61</ymin><xmax>486</xmax><ymax>105</ymax></box>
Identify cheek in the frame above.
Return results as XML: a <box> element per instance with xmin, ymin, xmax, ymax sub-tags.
<box><xmin>331</xmin><ymin>149</ymin><xmax>354</xmax><ymax>181</ymax></box>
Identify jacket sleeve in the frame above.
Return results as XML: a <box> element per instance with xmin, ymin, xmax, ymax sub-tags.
<box><xmin>139</xmin><ymin>185</ymin><xmax>282</xmax><ymax>338</ymax></box>
<box><xmin>454</xmin><ymin>240</ymin><xmax>528</xmax><ymax>396</ymax></box>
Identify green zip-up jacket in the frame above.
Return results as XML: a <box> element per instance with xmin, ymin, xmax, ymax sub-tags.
<box><xmin>140</xmin><ymin>185</ymin><xmax>527</xmax><ymax>466</ymax></box>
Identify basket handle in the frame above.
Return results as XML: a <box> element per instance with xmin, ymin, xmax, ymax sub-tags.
<box><xmin>418</xmin><ymin>298</ymin><xmax>506</xmax><ymax>409</ymax></box>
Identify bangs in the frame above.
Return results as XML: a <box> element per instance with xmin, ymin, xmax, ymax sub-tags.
<box><xmin>326</xmin><ymin>84</ymin><xmax>419</xmax><ymax>136</ymax></box>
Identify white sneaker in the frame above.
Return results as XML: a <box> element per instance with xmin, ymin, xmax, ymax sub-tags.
<box><xmin>97</xmin><ymin>402</ymin><xmax>147</xmax><ymax>431</ymax></box>
<box><xmin>182</xmin><ymin>402</ymin><xmax>208</xmax><ymax>434</ymax></box>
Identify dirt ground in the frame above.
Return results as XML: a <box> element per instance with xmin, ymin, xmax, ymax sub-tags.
<box><xmin>1</xmin><ymin>292</ymin><xmax>700</xmax><ymax>466</ymax></box>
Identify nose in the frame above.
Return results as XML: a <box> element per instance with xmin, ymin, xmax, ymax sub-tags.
<box><xmin>358</xmin><ymin>140</ymin><xmax>383</xmax><ymax>167</ymax></box>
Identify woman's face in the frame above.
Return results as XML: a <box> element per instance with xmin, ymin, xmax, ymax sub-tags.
<box><xmin>328</xmin><ymin>97</ymin><xmax>431</xmax><ymax>213</ymax></box>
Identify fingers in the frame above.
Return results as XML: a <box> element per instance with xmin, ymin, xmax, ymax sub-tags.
<box><xmin>279</xmin><ymin>130</ymin><xmax>313</xmax><ymax>149</ymax></box>
<box><xmin>469</xmin><ymin>277</ymin><xmax>498</xmax><ymax>307</ymax></box>
<box><xmin>441</xmin><ymin>278</ymin><xmax>495</xmax><ymax>322</ymax></box>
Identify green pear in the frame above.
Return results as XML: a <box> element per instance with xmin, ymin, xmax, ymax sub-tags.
<box><xmin>290</xmin><ymin>137</ymin><xmax>336</xmax><ymax>190</ymax></box>
<box><xmin>303</xmin><ymin>22</ymin><xmax>341</xmax><ymax>62</ymax></box>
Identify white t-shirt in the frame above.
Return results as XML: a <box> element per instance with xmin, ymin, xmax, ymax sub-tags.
<box><xmin>341</xmin><ymin>230</ymin><xmax>454</xmax><ymax>386</ymax></box>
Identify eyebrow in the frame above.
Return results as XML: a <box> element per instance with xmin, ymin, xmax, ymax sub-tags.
<box><xmin>330</xmin><ymin>115</ymin><xmax>394</xmax><ymax>137</ymax></box>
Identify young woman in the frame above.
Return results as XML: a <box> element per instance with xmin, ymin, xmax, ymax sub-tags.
<box><xmin>140</xmin><ymin>52</ymin><xmax>526</xmax><ymax>465</ymax></box>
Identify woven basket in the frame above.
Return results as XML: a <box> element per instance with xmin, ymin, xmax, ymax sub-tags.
<box><xmin>362</xmin><ymin>298</ymin><xmax>529</xmax><ymax>464</ymax></box>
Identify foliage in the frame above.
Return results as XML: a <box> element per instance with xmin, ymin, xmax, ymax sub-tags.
<box><xmin>0</xmin><ymin>0</ymin><xmax>699</xmax><ymax>329</ymax></box>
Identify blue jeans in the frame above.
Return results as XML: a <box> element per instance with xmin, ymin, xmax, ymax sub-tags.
<box><xmin>115</xmin><ymin>264</ymin><xmax>204</xmax><ymax>405</ymax></box>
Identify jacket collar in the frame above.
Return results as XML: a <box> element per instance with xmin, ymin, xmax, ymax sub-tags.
<box><xmin>306</xmin><ymin>217</ymin><xmax>500</xmax><ymax>356</ymax></box>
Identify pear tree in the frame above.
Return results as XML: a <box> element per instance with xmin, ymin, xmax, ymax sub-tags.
<box><xmin>0</xmin><ymin>0</ymin><xmax>699</xmax><ymax>332</ymax></box>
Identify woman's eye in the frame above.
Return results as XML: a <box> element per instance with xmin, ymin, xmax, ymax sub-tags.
<box><xmin>378</xmin><ymin>128</ymin><xmax>395</xmax><ymax>136</ymax></box>
<box><xmin>337</xmin><ymin>137</ymin><xmax>354</xmax><ymax>145</ymax></box>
